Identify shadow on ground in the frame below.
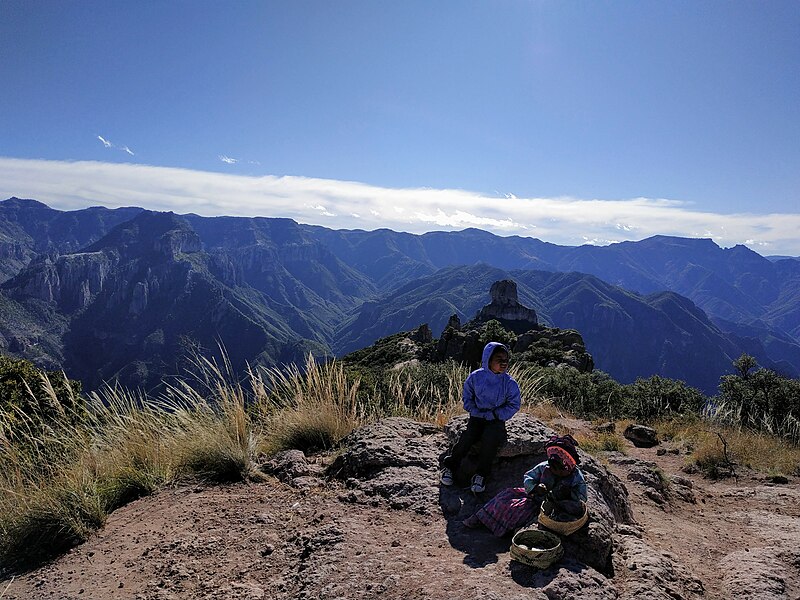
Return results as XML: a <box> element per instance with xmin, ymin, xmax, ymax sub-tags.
<box><xmin>438</xmin><ymin>453</ymin><xmax>546</xmax><ymax>568</ymax></box>
<box><xmin>509</xmin><ymin>557</ymin><xmax>590</xmax><ymax>588</ymax></box>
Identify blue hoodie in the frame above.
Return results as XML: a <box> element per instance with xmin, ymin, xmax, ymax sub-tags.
<box><xmin>462</xmin><ymin>342</ymin><xmax>521</xmax><ymax>421</ymax></box>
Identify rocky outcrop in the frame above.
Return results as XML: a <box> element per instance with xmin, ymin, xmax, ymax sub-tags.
<box><xmin>436</xmin><ymin>322</ymin><xmax>482</xmax><ymax>364</ymax></box>
<box><xmin>260</xmin><ymin>449</ymin><xmax>326</xmax><ymax>489</ymax></box>
<box><xmin>614</xmin><ymin>533</ymin><xmax>705</xmax><ymax>599</ymax></box>
<box><xmin>328</xmin><ymin>414</ymin><xmax>704</xmax><ymax>597</ymax></box>
<box><xmin>470</xmin><ymin>279</ymin><xmax>538</xmax><ymax>333</ymax></box>
<box><xmin>430</xmin><ymin>305</ymin><xmax>593</xmax><ymax>373</ymax></box>
<box><xmin>719</xmin><ymin>547</ymin><xmax>800</xmax><ymax>599</ymax></box>
<box><xmin>328</xmin><ymin>418</ymin><xmax>442</xmax><ymax>514</ymax></box>
<box><xmin>514</xmin><ymin>326</ymin><xmax>595</xmax><ymax>372</ymax></box>
<box><xmin>430</xmin><ymin>280</ymin><xmax>594</xmax><ymax>371</ymax></box>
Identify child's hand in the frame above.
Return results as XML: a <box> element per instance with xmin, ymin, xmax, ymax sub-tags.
<box><xmin>530</xmin><ymin>483</ymin><xmax>548</xmax><ymax>497</ymax></box>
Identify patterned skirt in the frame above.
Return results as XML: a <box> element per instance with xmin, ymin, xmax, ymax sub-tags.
<box><xmin>473</xmin><ymin>487</ymin><xmax>539</xmax><ymax>537</ymax></box>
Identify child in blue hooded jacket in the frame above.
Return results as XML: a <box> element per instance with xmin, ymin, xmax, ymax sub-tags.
<box><xmin>441</xmin><ymin>342</ymin><xmax>521</xmax><ymax>493</ymax></box>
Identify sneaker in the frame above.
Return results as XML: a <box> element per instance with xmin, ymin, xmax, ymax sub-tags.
<box><xmin>440</xmin><ymin>467</ymin><xmax>454</xmax><ymax>486</ymax></box>
<box><xmin>470</xmin><ymin>474</ymin><xmax>485</xmax><ymax>493</ymax></box>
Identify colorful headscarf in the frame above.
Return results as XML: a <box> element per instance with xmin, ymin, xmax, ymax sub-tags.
<box><xmin>545</xmin><ymin>434</ymin><xmax>580</xmax><ymax>474</ymax></box>
<box><xmin>546</xmin><ymin>445</ymin><xmax>577</xmax><ymax>473</ymax></box>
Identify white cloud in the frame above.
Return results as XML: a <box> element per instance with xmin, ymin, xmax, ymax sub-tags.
<box><xmin>219</xmin><ymin>155</ymin><xmax>238</xmax><ymax>164</ymax></box>
<box><xmin>1</xmin><ymin>157</ymin><xmax>799</xmax><ymax>256</ymax></box>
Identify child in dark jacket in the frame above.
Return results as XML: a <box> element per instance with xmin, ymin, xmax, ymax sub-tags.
<box><xmin>440</xmin><ymin>342</ymin><xmax>521</xmax><ymax>493</ymax></box>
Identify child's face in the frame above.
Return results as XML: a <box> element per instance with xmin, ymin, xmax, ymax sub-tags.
<box><xmin>489</xmin><ymin>352</ymin><xmax>509</xmax><ymax>374</ymax></box>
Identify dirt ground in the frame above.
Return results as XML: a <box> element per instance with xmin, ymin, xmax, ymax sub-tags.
<box><xmin>3</xmin><ymin>424</ymin><xmax>800</xmax><ymax>600</ymax></box>
<box><xmin>619</xmin><ymin>442</ymin><xmax>800</xmax><ymax>599</ymax></box>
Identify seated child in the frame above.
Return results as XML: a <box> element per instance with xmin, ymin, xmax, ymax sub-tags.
<box><xmin>462</xmin><ymin>434</ymin><xmax>588</xmax><ymax>536</ymax></box>
<box><xmin>440</xmin><ymin>342</ymin><xmax>521</xmax><ymax>493</ymax></box>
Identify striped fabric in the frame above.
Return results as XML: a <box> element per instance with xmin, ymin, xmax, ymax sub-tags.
<box><xmin>472</xmin><ymin>487</ymin><xmax>539</xmax><ymax>537</ymax></box>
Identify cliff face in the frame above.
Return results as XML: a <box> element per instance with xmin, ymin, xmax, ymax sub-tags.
<box><xmin>4</xmin><ymin>212</ymin><xmax>202</xmax><ymax>315</ymax></box>
<box><xmin>0</xmin><ymin>210</ymin><xmax>366</xmax><ymax>390</ymax></box>
<box><xmin>0</xmin><ymin>198</ymin><xmax>142</xmax><ymax>283</ymax></box>
<box><xmin>9</xmin><ymin>253</ymin><xmax>114</xmax><ymax>311</ymax></box>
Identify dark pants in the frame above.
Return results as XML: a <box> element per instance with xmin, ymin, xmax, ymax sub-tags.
<box><xmin>443</xmin><ymin>416</ymin><xmax>507</xmax><ymax>479</ymax></box>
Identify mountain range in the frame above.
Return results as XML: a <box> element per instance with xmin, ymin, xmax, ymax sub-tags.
<box><xmin>1</xmin><ymin>196</ymin><xmax>798</xmax><ymax>394</ymax></box>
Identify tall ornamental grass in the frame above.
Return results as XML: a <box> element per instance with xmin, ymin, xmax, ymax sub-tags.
<box><xmin>0</xmin><ymin>355</ymin><xmax>266</xmax><ymax>571</ymax></box>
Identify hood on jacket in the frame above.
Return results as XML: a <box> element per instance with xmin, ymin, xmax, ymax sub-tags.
<box><xmin>481</xmin><ymin>342</ymin><xmax>509</xmax><ymax>370</ymax></box>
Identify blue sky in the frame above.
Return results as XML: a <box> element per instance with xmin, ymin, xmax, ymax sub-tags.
<box><xmin>1</xmin><ymin>1</ymin><xmax>799</xmax><ymax>254</ymax></box>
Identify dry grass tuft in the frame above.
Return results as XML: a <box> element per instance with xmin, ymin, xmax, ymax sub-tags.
<box><xmin>652</xmin><ymin>416</ymin><xmax>800</xmax><ymax>478</ymax></box>
<box><xmin>387</xmin><ymin>362</ymin><xmax>468</xmax><ymax>425</ymax></box>
<box><xmin>0</xmin><ymin>354</ymin><xmax>267</xmax><ymax>571</ymax></box>
<box><xmin>573</xmin><ymin>430</ymin><xmax>628</xmax><ymax>454</ymax></box>
<box><xmin>253</xmin><ymin>356</ymin><xmax>366</xmax><ymax>455</ymax></box>
<box><xmin>525</xmin><ymin>400</ymin><xmax>574</xmax><ymax>422</ymax></box>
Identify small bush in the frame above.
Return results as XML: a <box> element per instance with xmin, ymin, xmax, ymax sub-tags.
<box><xmin>622</xmin><ymin>376</ymin><xmax>705</xmax><ymax>421</ymax></box>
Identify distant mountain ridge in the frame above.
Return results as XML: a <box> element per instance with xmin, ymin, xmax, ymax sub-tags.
<box><xmin>1</xmin><ymin>197</ymin><xmax>798</xmax><ymax>394</ymax></box>
<box><xmin>0</xmin><ymin>197</ymin><xmax>143</xmax><ymax>283</ymax></box>
<box><xmin>300</xmin><ymin>225</ymin><xmax>800</xmax><ymax>372</ymax></box>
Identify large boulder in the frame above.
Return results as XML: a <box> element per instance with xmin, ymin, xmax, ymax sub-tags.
<box><xmin>328</xmin><ymin>418</ymin><xmax>444</xmax><ymax>515</ymax></box>
<box><xmin>443</xmin><ymin>413</ymin><xmax>554</xmax><ymax>458</ymax></box>
<box><xmin>328</xmin><ymin>414</ymin><xmax>706</xmax><ymax>596</ymax></box>
<box><xmin>329</xmin><ymin>414</ymin><xmax>633</xmax><ymax>573</ymax></box>
<box><xmin>623</xmin><ymin>424</ymin><xmax>659</xmax><ymax>448</ymax></box>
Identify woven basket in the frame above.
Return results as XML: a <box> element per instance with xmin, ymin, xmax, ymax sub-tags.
<box><xmin>509</xmin><ymin>529</ymin><xmax>563</xmax><ymax>569</ymax></box>
<box><xmin>537</xmin><ymin>501</ymin><xmax>589</xmax><ymax>536</ymax></box>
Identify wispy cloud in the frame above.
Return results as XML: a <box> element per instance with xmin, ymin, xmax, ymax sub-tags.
<box><xmin>96</xmin><ymin>135</ymin><xmax>134</xmax><ymax>156</ymax></box>
<box><xmin>1</xmin><ymin>157</ymin><xmax>799</xmax><ymax>256</ymax></box>
<box><xmin>218</xmin><ymin>155</ymin><xmax>261</xmax><ymax>166</ymax></box>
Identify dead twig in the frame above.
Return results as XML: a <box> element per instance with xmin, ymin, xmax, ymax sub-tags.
<box><xmin>0</xmin><ymin>576</ymin><xmax>15</xmax><ymax>599</ymax></box>
<box><xmin>707</xmin><ymin>430</ymin><xmax>738</xmax><ymax>482</ymax></box>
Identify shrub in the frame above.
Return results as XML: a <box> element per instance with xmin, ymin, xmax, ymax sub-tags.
<box><xmin>622</xmin><ymin>375</ymin><xmax>705</xmax><ymax>421</ymax></box>
<box><xmin>535</xmin><ymin>366</ymin><xmax>627</xmax><ymax>418</ymax></box>
<box><xmin>479</xmin><ymin>319</ymin><xmax>517</xmax><ymax>349</ymax></box>
<box><xmin>0</xmin><ymin>356</ymin><xmax>82</xmax><ymax>439</ymax></box>
<box><xmin>717</xmin><ymin>355</ymin><xmax>800</xmax><ymax>442</ymax></box>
